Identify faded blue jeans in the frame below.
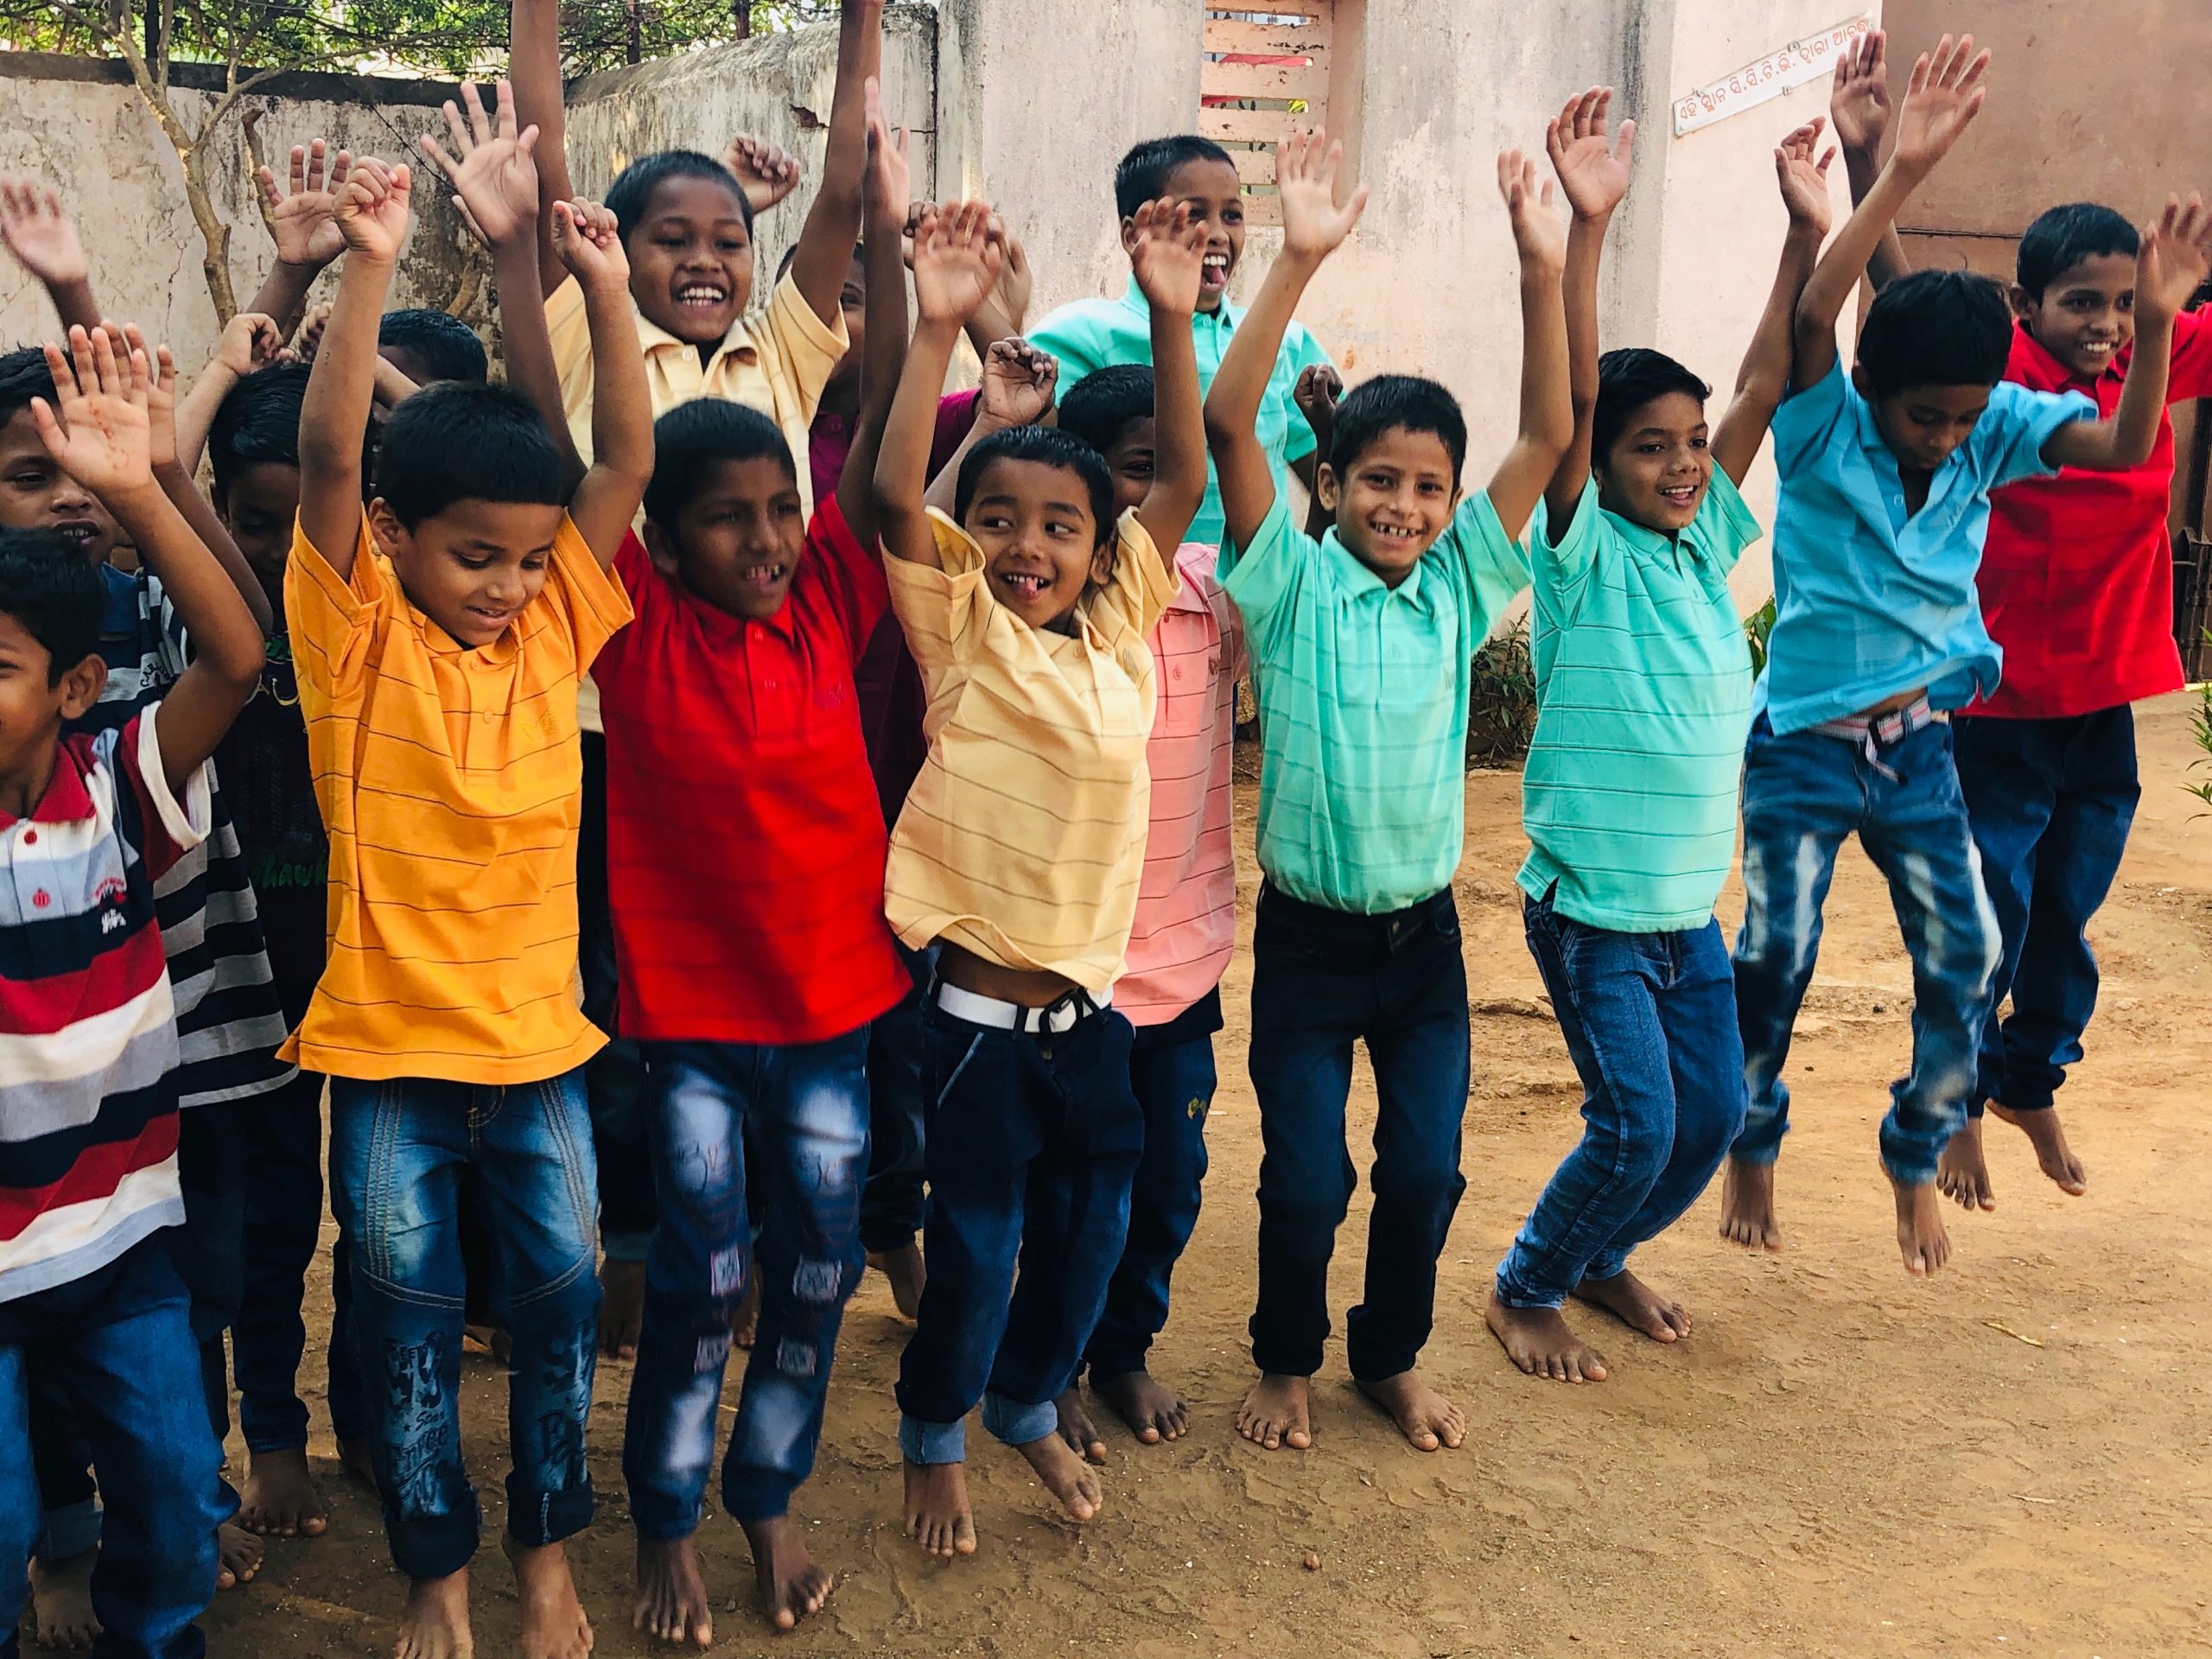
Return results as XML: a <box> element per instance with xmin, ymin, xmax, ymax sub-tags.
<box><xmin>1730</xmin><ymin>715</ymin><xmax>2000</xmax><ymax>1185</ymax></box>
<box><xmin>327</xmin><ymin>1071</ymin><xmax>601</xmax><ymax>1581</ymax></box>
<box><xmin>1496</xmin><ymin>897</ymin><xmax>1745</xmax><ymax>1308</ymax></box>
<box><xmin>622</xmin><ymin>1033</ymin><xmax>869</xmax><ymax>1532</ymax></box>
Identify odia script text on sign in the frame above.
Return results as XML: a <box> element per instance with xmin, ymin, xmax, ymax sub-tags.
<box><xmin>1674</xmin><ymin>16</ymin><xmax>1877</xmax><ymax>137</ymax></box>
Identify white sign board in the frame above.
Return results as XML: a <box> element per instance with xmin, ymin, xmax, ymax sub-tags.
<box><xmin>1673</xmin><ymin>16</ymin><xmax>1878</xmax><ymax>137</ymax></box>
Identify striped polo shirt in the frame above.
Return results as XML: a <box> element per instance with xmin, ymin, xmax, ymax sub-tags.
<box><xmin>1117</xmin><ymin>543</ymin><xmax>1243</xmax><ymax>1026</ymax></box>
<box><xmin>883</xmin><ymin>508</ymin><xmax>1178</xmax><ymax>994</ymax></box>
<box><xmin>1223</xmin><ymin>493</ymin><xmax>1529</xmax><ymax>915</ymax></box>
<box><xmin>1516</xmin><ymin>473</ymin><xmax>1761</xmax><ymax>933</ymax></box>
<box><xmin>2</xmin><ymin>708</ymin><xmax>207</xmax><ymax>1302</ymax></box>
<box><xmin>280</xmin><ymin>513</ymin><xmax>633</xmax><ymax>1084</ymax></box>
<box><xmin>79</xmin><ymin>565</ymin><xmax>295</xmax><ymax>1107</ymax></box>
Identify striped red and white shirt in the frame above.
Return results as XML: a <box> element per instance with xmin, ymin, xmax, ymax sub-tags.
<box><xmin>1</xmin><ymin>706</ymin><xmax>210</xmax><ymax>1302</ymax></box>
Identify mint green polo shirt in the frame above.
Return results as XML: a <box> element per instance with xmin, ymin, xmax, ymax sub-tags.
<box><xmin>1028</xmin><ymin>279</ymin><xmax>1333</xmax><ymax>550</ymax></box>
<box><xmin>1222</xmin><ymin>492</ymin><xmax>1529</xmax><ymax>915</ymax></box>
<box><xmin>1516</xmin><ymin>471</ymin><xmax>1762</xmax><ymax>933</ymax></box>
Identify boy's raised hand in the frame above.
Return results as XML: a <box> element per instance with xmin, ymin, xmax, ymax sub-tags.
<box><xmin>912</xmin><ymin>200</ymin><xmax>1005</xmax><ymax>327</ymax></box>
<box><xmin>31</xmin><ymin>324</ymin><xmax>153</xmax><ymax>503</ymax></box>
<box><xmin>1545</xmin><ymin>86</ymin><xmax>1635</xmax><ymax>221</ymax></box>
<box><xmin>1294</xmin><ymin>362</ymin><xmax>1343</xmax><ymax>448</ymax></box>
<box><xmin>1775</xmin><ymin>118</ymin><xmax>1838</xmax><ymax>236</ymax></box>
<box><xmin>1498</xmin><ymin>149</ymin><xmax>1566</xmax><ymax>273</ymax></box>
<box><xmin>334</xmin><ymin>156</ymin><xmax>413</xmax><ymax>266</ymax></box>
<box><xmin>257</xmin><ymin>140</ymin><xmax>353</xmax><ymax>270</ymax></box>
<box><xmin>419</xmin><ymin>80</ymin><xmax>540</xmax><ymax>252</ymax></box>
<box><xmin>1276</xmin><ymin>129</ymin><xmax>1367</xmax><ymax>263</ymax></box>
<box><xmin>0</xmin><ymin>177</ymin><xmax>89</xmax><ymax>288</ymax></box>
<box><xmin>1129</xmin><ymin>197</ymin><xmax>1208</xmax><ymax>317</ymax></box>
<box><xmin>864</xmin><ymin>78</ymin><xmax>911</xmax><ymax>225</ymax></box>
<box><xmin>2137</xmin><ymin>193</ymin><xmax>2212</xmax><ymax>325</ymax></box>
<box><xmin>551</xmin><ymin>197</ymin><xmax>629</xmax><ymax>292</ymax></box>
<box><xmin>724</xmin><ymin>134</ymin><xmax>803</xmax><ymax>215</ymax></box>
<box><xmin>1890</xmin><ymin>33</ymin><xmax>1989</xmax><ymax>178</ymax></box>
<box><xmin>1830</xmin><ymin>29</ymin><xmax>1892</xmax><ymax>156</ymax></box>
<box><xmin>979</xmin><ymin>338</ymin><xmax>1058</xmax><ymax>429</ymax></box>
<box><xmin>214</xmin><ymin>310</ymin><xmax>290</xmax><ymax>377</ymax></box>
<box><xmin>124</xmin><ymin>326</ymin><xmax>181</xmax><ymax>472</ymax></box>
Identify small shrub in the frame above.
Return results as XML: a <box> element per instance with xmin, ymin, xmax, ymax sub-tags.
<box><xmin>2186</xmin><ymin>666</ymin><xmax>2212</xmax><ymax>812</ymax></box>
<box><xmin>1468</xmin><ymin>618</ymin><xmax>1537</xmax><ymax>766</ymax></box>
<box><xmin>1745</xmin><ymin>596</ymin><xmax>1777</xmax><ymax>677</ymax></box>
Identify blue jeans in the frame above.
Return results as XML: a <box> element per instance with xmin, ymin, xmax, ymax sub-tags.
<box><xmin>1</xmin><ymin>1238</ymin><xmax>232</xmax><ymax>1659</ymax></box>
<box><xmin>894</xmin><ymin>1000</ymin><xmax>1143</xmax><ymax>1464</ymax></box>
<box><xmin>1731</xmin><ymin>715</ymin><xmax>2000</xmax><ymax>1185</ymax></box>
<box><xmin>622</xmin><ymin>1033</ymin><xmax>869</xmax><ymax>1532</ymax></box>
<box><xmin>1083</xmin><ymin>998</ymin><xmax>1217</xmax><ymax>1382</ymax></box>
<box><xmin>327</xmin><ymin>1071</ymin><xmax>601</xmax><ymax>1580</ymax></box>
<box><xmin>1953</xmin><ymin>707</ymin><xmax>2139</xmax><ymax>1117</ymax></box>
<box><xmin>1247</xmin><ymin>884</ymin><xmax>1470</xmax><ymax>1381</ymax></box>
<box><xmin>860</xmin><ymin>945</ymin><xmax>933</xmax><ymax>1254</ymax></box>
<box><xmin>1496</xmin><ymin>897</ymin><xmax>1746</xmax><ymax>1307</ymax></box>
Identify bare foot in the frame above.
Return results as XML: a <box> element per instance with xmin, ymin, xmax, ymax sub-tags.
<box><xmin>867</xmin><ymin>1240</ymin><xmax>926</xmax><ymax>1320</ymax></box>
<box><xmin>1487</xmin><ymin>1291</ymin><xmax>1609</xmax><ymax>1382</ymax></box>
<box><xmin>741</xmin><ymin>1514</ymin><xmax>833</xmax><ymax>1631</ymax></box>
<box><xmin>1719</xmin><ymin>1157</ymin><xmax>1783</xmax><ymax>1252</ymax></box>
<box><xmin>238</xmin><ymin>1445</ymin><xmax>330</xmax><ymax>1537</ymax></box>
<box><xmin>902</xmin><ymin>1461</ymin><xmax>977</xmax><ymax>1560</ymax></box>
<box><xmin>216</xmin><ymin>1521</ymin><xmax>264</xmax><ymax>1590</ymax></box>
<box><xmin>29</xmin><ymin>1548</ymin><xmax>100</xmax><ymax>1650</ymax></box>
<box><xmin>1094</xmin><ymin>1368</ymin><xmax>1190</xmax><ymax>1445</ymax></box>
<box><xmin>1891</xmin><ymin>1174</ymin><xmax>1953</xmax><ymax>1277</ymax></box>
<box><xmin>1573</xmin><ymin>1268</ymin><xmax>1690</xmax><ymax>1343</ymax></box>
<box><xmin>1236</xmin><ymin>1372</ymin><xmax>1310</xmax><ymax>1451</ymax></box>
<box><xmin>1014</xmin><ymin>1432</ymin><xmax>1103</xmax><ymax>1522</ymax></box>
<box><xmin>1936</xmin><ymin>1116</ymin><xmax>1997</xmax><ymax>1211</ymax></box>
<box><xmin>1990</xmin><ymin>1100</ymin><xmax>2088</xmax><ymax>1197</ymax></box>
<box><xmin>1355</xmin><ymin>1370</ymin><xmax>1466</xmax><ymax>1451</ymax></box>
<box><xmin>505</xmin><ymin>1535</ymin><xmax>593</xmax><ymax>1659</ymax></box>
<box><xmin>338</xmin><ymin>1436</ymin><xmax>378</xmax><ymax>1490</ymax></box>
<box><xmin>397</xmin><ymin>1567</ymin><xmax>473</xmax><ymax>1659</ymax></box>
<box><xmin>631</xmin><ymin>1535</ymin><xmax>712</xmax><ymax>1649</ymax></box>
<box><xmin>730</xmin><ymin>1274</ymin><xmax>760</xmax><ymax>1349</ymax></box>
<box><xmin>1054</xmin><ymin>1385</ymin><xmax>1108</xmax><ymax>1465</ymax></box>
<box><xmin>599</xmin><ymin>1256</ymin><xmax>645</xmax><ymax>1361</ymax></box>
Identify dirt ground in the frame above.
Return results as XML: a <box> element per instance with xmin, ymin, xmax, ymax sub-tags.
<box><xmin>185</xmin><ymin>691</ymin><xmax>2212</xmax><ymax>1658</ymax></box>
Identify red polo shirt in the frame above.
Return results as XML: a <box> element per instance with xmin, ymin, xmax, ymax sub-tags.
<box><xmin>1972</xmin><ymin>310</ymin><xmax>2212</xmax><ymax>720</ymax></box>
<box><xmin>594</xmin><ymin>499</ymin><xmax>910</xmax><ymax>1046</ymax></box>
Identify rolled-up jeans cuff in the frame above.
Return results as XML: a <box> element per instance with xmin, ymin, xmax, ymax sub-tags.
<box><xmin>899</xmin><ymin>1414</ymin><xmax>967</xmax><ymax>1465</ymax></box>
<box><xmin>601</xmin><ymin>1230</ymin><xmax>652</xmax><ymax>1264</ymax></box>
<box><xmin>504</xmin><ymin>1472</ymin><xmax>594</xmax><ymax>1549</ymax></box>
<box><xmin>1490</xmin><ymin>1269</ymin><xmax>1566</xmax><ymax>1313</ymax></box>
<box><xmin>980</xmin><ymin>1393</ymin><xmax>1055</xmax><ymax>1448</ymax></box>
<box><xmin>35</xmin><ymin>1499</ymin><xmax>101</xmax><ymax>1563</ymax></box>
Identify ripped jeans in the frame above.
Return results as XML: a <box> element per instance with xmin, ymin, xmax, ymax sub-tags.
<box><xmin>622</xmin><ymin>1033</ymin><xmax>868</xmax><ymax>1532</ymax></box>
<box><xmin>327</xmin><ymin>1072</ymin><xmax>601</xmax><ymax>1581</ymax></box>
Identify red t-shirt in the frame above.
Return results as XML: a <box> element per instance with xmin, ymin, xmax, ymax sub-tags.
<box><xmin>594</xmin><ymin>500</ymin><xmax>910</xmax><ymax>1046</ymax></box>
<box><xmin>1972</xmin><ymin>310</ymin><xmax>2212</xmax><ymax>719</ymax></box>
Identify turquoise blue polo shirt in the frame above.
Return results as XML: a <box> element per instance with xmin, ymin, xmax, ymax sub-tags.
<box><xmin>1517</xmin><ymin>473</ymin><xmax>1761</xmax><ymax>933</ymax></box>
<box><xmin>1761</xmin><ymin>357</ymin><xmax>2094</xmax><ymax>734</ymax></box>
<box><xmin>1028</xmin><ymin>278</ymin><xmax>1334</xmax><ymax>550</ymax></box>
<box><xmin>1221</xmin><ymin>492</ymin><xmax>1529</xmax><ymax>915</ymax></box>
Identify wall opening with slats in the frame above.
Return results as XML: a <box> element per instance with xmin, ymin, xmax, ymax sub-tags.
<box><xmin>1199</xmin><ymin>5</ymin><xmax>1347</xmax><ymax>226</ymax></box>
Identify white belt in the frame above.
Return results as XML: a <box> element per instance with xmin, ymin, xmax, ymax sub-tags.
<box><xmin>934</xmin><ymin>981</ymin><xmax>1111</xmax><ymax>1034</ymax></box>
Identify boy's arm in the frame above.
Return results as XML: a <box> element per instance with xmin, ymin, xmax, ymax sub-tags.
<box><xmin>552</xmin><ymin>200</ymin><xmax>654</xmax><ymax>561</ymax></box>
<box><xmin>297</xmin><ymin>159</ymin><xmax>413</xmax><ymax>575</ymax></box>
<box><xmin>1204</xmin><ymin>131</ymin><xmax>1368</xmax><ymax>553</ymax></box>
<box><xmin>1713</xmin><ymin>122</ymin><xmax>1834</xmax><ymax>486</ymax></box>
<box><xmin>32</xmin><ymin>329</ymin><xmax>263</xmax><ymax>791</ymax></box>
<box><xmin>0</xmin><ymin>178</ymin><xmax>100</xmax><ymax>332</ymax></box>
<box><xmin>1830</xmin><ymin>29</ymin><xmax>1910</xmax><ymax>290</ymax></box>
<box><xmin>1293</xmin><ymin>363</ymin><xmax>1343</xmax><ymax>537</ymax></box>
<box><xmin>170</xmin><ymin>311</ymin><xmax>288</xmax><ymax>477</ymax></box>
<box><xmin>1485</xmin><ymin>151</ymin><xmax>1573</xmax><ymax>543</ymax></box>
<box><xmin>1794</xmin><ymin>34</ymin><xmax>1986</xmax><ymax>393</ymax></box>
<box><xmin>2043</xmin><ymin>196</ymin><xmax>2212</xmax><ymax>471</ymax></box>
<box><xmin>838</xmin><ymin>82</ymin><xmax>912</xmax><ymax>544</ymax></box>
<box><xmin>1541</xmin><ymin>87</ymin><xmax>1633</xmax><ymax>538</ymax></box>
<box><xmin>247</xmin><ymin>141</ymin><xmax>353</xmax><ymax>334</ymax></box>
<box><xmin>1128</xmin><ymin>199</ymin><xmax>1210</xmax><ymax>552</ymax></box>
<box><xmin>923</xmin><ymin>339</ymin><xmax>1056</xmax><ymax>516</ymax></box>
<box><xmin>510</xmin><ymin>0</ymin><xmax>577</xmax><ymax>299</ymax></box>
<box><xmin>133</xmin><ymin>327</ymin><xmax>275</xmax><ymax>635</ymax></box>
<box><xmin>788</xmin><ymin>0</ymin><xmax>883</xmax><ymax>329</ymax></box>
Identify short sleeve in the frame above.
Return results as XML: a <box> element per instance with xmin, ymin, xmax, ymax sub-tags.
<box><xmin>543</xmin><ymin>276</ymin><xmax>598</xmax><ymax>462</ymax></box>
<box><xmin>1441</xmin><ymin>490</ymin><xmax>1533</xmax><ymax>642</ymax></box>
<box><xmin>1088</xmin><ymin>511</ymin><xmax>1180</xmax><ymax>643</ymax></box>
<box><xmin>1980</xmin><ymin>382</ymin><xmax>2098</xmax><ymax>490</ymax></box>
<box><xmin>283</xmin><ymin>515</ymin><xmax>385</xmax><ymax>704</ymax></box>
<box><xmin>1181</xmin><ymin>543</ymin><xmax>1246</xmax><ymax>682</ymax></box>
<box><xmin>1280</xmin><ymin>326</ymin><xmax>1336</xmax><ymax>466</ymax></box>
<box><xmin>2165</xmin><ymin>307</ymin><xmax>2212</xmax><ymax>403</ymax></box>
<box><xmin>804</xmin><ymin>493</ymin><xmax>892</xmax><ymax>657</ymax></box>
<box><xmin>594</xmin><ymin>531</ymin><xmax>658</xmax><ymax>687</ymax></box>
<box><xmin>884</xmin><ymin>511</ymin><xmax>996</xmax><ymax>679</ymax></box>
<box><xmin>757</xmin><ymin>269</ymin><xmax>852</xmax><ymax>428</ymax></box>
<box><xmin>1026</xmin><ymin>303</ymin><xmax>1109</xmax><ymax>385</ymax></box>
<box><xmin>1690</xmin><ymin>466</ymin><xmax>1764</xmax><ymax>577</ymax></box>
<box><xmin>1215</xmin><ymin>495</ymin><xmax>1313</xmax><ymax>655</ymax></box>
<box><xmin>931</xmin><ymin>391</ymin><xmax>982</xmax><ymax>477</ymax></box>
<box><xmin>1770</xmin><ymin>355</ymin><xmax>1853</xmax><ymax>471</ymax></box>
<box><xmin>538</xmin><ymin>514</ymin><xmax>636</xmax><ymax>673</ymax></box>
<box><xmin>117</xmin><ymin>704</ymin><xmax>214</xmax><ymax>880</ymax></box>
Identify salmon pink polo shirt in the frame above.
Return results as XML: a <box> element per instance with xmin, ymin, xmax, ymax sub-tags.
<box><xmin>1973</xmin><ymin>310</ymin><xmax>2212</xmax><ymax>720</ymax></box>
<box><xmin>593</xmin><ymin>499</ymin><xmax>910</xmax><ymax>1046</ymax></box>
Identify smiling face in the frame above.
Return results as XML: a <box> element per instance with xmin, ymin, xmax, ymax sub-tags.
<box><xmin>645</xmin><ymin>454</ymin><xmax>808</xmax><ymax>622</ymax></box>
<box><xmin>2015</xmin><ymin>251</ymin><xmax>2138</xmax><ymax>382</ymax></box>
<box><xmin>0</xmin><ymin>408</ymin><xmax>121</xmax><ymax>562</ymax></box>
<box><xmin>963</xmin><ymin>455</ymin><xmax>1114</xmax><ymax>632</ymax></box>
<box><xmin>1852</xmin><ymin>368</ymin><xmax>1993</xmax><ymax>474</ymax></box>
<box><xmin>218</xmin><ymin>460</ymin><xmax>302</xmax><ymax>613</ymax></box>
<box><xmin>1319</xmin><ymin>425</ymin><xmax>1463</xmax><ymax>584</ymax></box>
<box><xmin>1126</xmin><ymin>157</ymin><xmax>1244</xmax><ymax>312</ymax></box>
<box><xmin>1596</xmin><ymin>390</ymin><xmax>1712</xmax><ymax>534</ymax></box>
<box><xmin>626</xmin><ymin>173</ymin><xmax>758</xmax><ymax>346</ymax></box>
<box><xmin>368</xmin><ymin>496</ymin><xmax>567</xmax><ymax>649</ymax></box>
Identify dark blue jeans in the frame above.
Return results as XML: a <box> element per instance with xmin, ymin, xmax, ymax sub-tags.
<box><xmin>1953</xmin><ymin>706</ymin><xmax>2139</xmax><ymax>1117</ymax></box>
<box><xmin>1247</xmin><ymin>884</ymin><xmax>1471</xmax><ymax>1382</ymax></box>
<box><xmin>327</xmin><ymin>1071</ymin><xmax>601</xmax><ymax>1580</ymax></box>
<box><xmin>1497</xmin><ymin>898</ymin><xmax>1746</xmax><ymax>1307</ymax></box>
<box><xmin>1083</xmin><ymin>996</ymin><xmax>1218</xmax><ymax>1383</ymax></box>
<box><xmin>894</xmin><ymin>1000</ymin><xmax>1143</xmax><ymax>1463</ymax></box>
<box><xmin>1731</xmin><ymin>715</ymin><xmax>2000</xmax><ymax>1185</ymax></box>
<box><xmin>1</xmin><ymin>1238</ymin><xmax>232</xmax><ymax>1659</ymax></box>
<box><xmin>580</xmin><ymin>731</ymin><xmax>654</xmax><ymax>1262</ymax></box>
<box><xmin>860</xmin><ymin>944</ymin><xmax>933</xmax><ymax>1255</ymax></box>
<box><xmin>622</xmin><ymin>1033</ymin><xmax>869</xmax><ymax>1532</ymax></box>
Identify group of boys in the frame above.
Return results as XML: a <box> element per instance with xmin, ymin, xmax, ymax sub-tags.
<box><xmin>2</xmin><ymin>8</ymin><xmax>2207</xmax><ymax>1657</ymax></box>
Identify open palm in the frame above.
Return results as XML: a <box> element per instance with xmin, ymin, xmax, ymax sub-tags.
<box><xmin>2140</xmin><ymin>194</ymin><xmax>2212</xmax><ymax>319</ymax></box>
<box><xmin>1129</xmin><ymin>197</ymin><xmax>1206</xmax><ymax>315</ymax></box>
<box><xmin>1276</xmin><ymin>130</ymin><xmax>1367</xmax><ymax>261</ymax></box>
<box><xmin>0</xmin><ymin>178</ymin><xmax>88</xmax><ymax>286</ymax></box>
<box><xmin>1892</xmin><ymin>34</ymin><xmax>1989</xmax><ymax>174</ymax></box>
<box><xmin>912</xmin><ymin>201</ymin><xmax>1003</xmax><ymax>326</ymax></box>
<box><xmin>1546</xmin><ymin>86</ymin><xmax>1635</xmax><ymax>220</ymax></box>
<box><xmin>1774</xmin><ymin>118</ymin><xmax>1836</xmax><ymax>233</ymax></box>
<box><xmin>1829</xmin><ymin>29</ymin><xmax>1891</xmax><ymax>153</ymax></box>
<box><xmin>259</xmin><ymin>141</ymin><xmax>352</xmax><ymax>268</ymax></box>
<box><xmin>34</xmin><ymin>327</ymin><xmax>152</xmax><ymax>499</ymax></box>
<box><xmin>420</xmin><ymin>80</ymin><xmax>539</xmax><ymax>251</ymax></box>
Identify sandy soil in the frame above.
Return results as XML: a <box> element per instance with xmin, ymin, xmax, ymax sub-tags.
<box><xmin>175</xmin><ymin>691</ymin><xmax>2212</xmax><ymax>1658</ymax></box>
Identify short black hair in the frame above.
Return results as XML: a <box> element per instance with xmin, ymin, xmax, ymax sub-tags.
<box><xmin>1592</xmin><ymin>348</ymin><xmax>1712</xmax><ymax>461</ymax></box>
<box><xmin>1114</xmin><ymin>135</ymin><xmax>1236</xmax><ymax>220</ymax></box>
<box><xmin>0</xmin><ymin>527</ymin><xmax>104</xmax><ymax>683</ymax></box>
<box><xmin>2016</xmin><ymin>201</ymin><xmax>2139</xmax><ymax>299</ymax></box>
<box><xmin>1856</xmin><ymin>268</ymin><xmax>2014</xmax><ymax>396</ymax></box>
<box><xmin>955</xmin><ymin>424</ymin><xmax>1117</xmax><ymax>546</ymax></box>
<box><xmin>372</xmin><ymin>381</ymin><xmax>567</xmax><ymax>528</ymax></box>
<box><xmin>0</xmin><ymin>344</ymin><xmax>57</xmax><ymax>432</ymax></box>
<box><xmin>642</xmin><ymin>397</ymin><xmax>796</xmax><ymax>527</ymax></box>
<box><xmin>1057</xmin><ymin>365</ymin><xmax>1154</xmax><ymax>454</ymax></box>
<box><xmin>378</xmin><ymin>308</ymin><xmax>488</xmax><ymax>385</ymax></box>
<box><xmin>605</xmin><ymin>150</ymin><xmax>753</xmax><ymax>246</ymax></box>
<box><xmin>1328</xmin><ymin>374</ymin><xmax>1468</xmax><ymax>482</ymax></box>
<box><xmin>207</xmin><ymin>363</ymin><xmax>309</xmax><ymax>503</ymax></box>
